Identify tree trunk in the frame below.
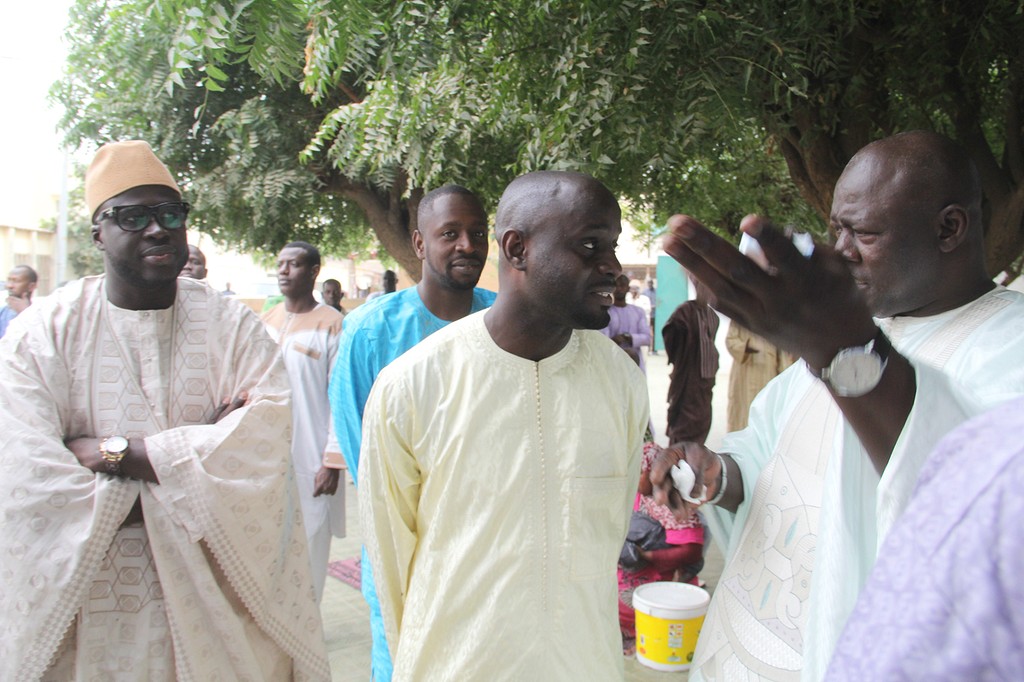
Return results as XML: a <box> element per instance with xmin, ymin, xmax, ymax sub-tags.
<box><xmin>983</xmin><ymin>186</ymin><xmax>1024</xmax><ymax>279</ymax></box>
<box><xmin>321</xmin><ymin>172</ymin><xmax>425</xmax><ymax>280</ymax></box>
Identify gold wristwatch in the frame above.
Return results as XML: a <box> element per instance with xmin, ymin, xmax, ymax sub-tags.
<box><xmin>100</xmin><ymin>436</ymin><xmax>129</xmax><ymax>476</ymax></box>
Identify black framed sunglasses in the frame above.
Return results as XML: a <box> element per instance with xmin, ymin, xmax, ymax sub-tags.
<box><xmin>97</xmin><ymin>201</ymin><xmax>191</xmax><ymax>232</ymax></box>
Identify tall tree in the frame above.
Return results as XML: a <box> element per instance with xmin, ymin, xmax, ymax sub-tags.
<box><xmin>56</xmin><ymin>0</ymin><xmax>432</xmax><ymax>274</ymax></box>
<box><xmin>418</xmin><ymin>0</ymin><xmax>1024</xmax><ymax>276</ymax></box>
<box><xmin>56</xmin><ymin>0</ymin><xmax>819</xmax><ymax>275</ymax></box>
<box><xmin>57</xmin><ymin>0</ymin><xmax>1024</xmax><ymax>279</ymax></box>
<box><xmin>298</xmin><ymin>0</ymin><xmax>821</xmax><ymax>241</ymax></box>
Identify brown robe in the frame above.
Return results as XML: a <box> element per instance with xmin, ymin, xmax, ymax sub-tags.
<box><xmin>662</xmin><ymin>301</ymin><xmax>720</xmax><ymax>443</ymax></box>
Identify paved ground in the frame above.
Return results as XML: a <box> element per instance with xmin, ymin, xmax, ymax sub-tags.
<box><xmin>321</xmin><ymin>324</ymin><xmax>734</xmax><ymax>680</ymax></box>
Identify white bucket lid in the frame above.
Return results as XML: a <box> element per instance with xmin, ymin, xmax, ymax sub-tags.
<box><xmin>633</xmin><ymin>582</ymin><xmax>710</xmax><ymax>621</ymax></box>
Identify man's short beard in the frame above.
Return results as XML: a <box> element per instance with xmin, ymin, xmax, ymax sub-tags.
<box><xmin>441</xmin><ymin>275</ymin><xmax>477</xmax><ymax>291</ymax></box>
<box><xmin>109</xmin><ymin>256</ymin><xmax>183</xmax><ymax>291</ymax></box>
<box><xmin>433</xmin><ymin>265</ymin><xmax>479</xmax><ymax>292</ymax></box>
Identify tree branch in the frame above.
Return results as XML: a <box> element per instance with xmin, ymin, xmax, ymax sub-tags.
<box><xmin>318</xmin><ymin>169</ymin><xmax>422</xmax><ymax>279</ymax></box>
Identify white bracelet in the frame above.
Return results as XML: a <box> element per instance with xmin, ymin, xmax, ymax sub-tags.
<box><xmin>707</xmin><ymin>453</ymin><xmax>728</xmax><ymax>505</ymax></box>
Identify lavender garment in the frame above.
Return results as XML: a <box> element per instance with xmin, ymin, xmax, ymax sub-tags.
<box><xmin>600</xmin><ymin>303</ymin><xmax>651</xmax><ymax>372</ymax></box>
<box><xmin>826</xmin><ymin>395</ymin><xmax>1024</xmax><ymax>681</ymax></box>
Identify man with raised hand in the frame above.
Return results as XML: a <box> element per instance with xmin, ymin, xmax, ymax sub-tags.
<box><xmin>653</xmin><ymin>131</ymin><xmax>1024</xmax><ymax>682</ymax></box>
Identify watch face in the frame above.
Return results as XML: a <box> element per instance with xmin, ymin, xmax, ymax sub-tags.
<box><xmin>829</xmin><ymin>350</ymin><xmax>884</xmax><ymax>397</ymax></box>
<box><xmin>104</xmin><ymin>436</ymin><xmax>129</xmax><ymax>454</ymax></box>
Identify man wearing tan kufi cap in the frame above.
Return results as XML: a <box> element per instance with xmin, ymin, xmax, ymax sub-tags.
<box><xmin>0</xmin><ymin>140</ymin><xmax>331</xmax><ymax>680</ymax></box>
<box><xmin>84</xmin><ymin>139</ymin><xmax>181</xmax><ymax>219</ymax></box>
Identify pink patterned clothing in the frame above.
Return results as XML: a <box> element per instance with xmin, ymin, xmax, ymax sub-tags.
<box><xmin>619</xmin><ymin>443</ymin><xmax>705</xmax><ymax>641</ymax></box>
<box><xmin>635</xmin><ymin>442</ymin><xmax>704</xmax><ymax>545</ymax></box>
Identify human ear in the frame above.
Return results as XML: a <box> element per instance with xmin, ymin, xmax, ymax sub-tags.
<box><xmin>412</xmin><ymin>229</ymin><xmax>426</xmax><ymax>259</ymax></box>
<box><xmin>500</xmin><ymin>230</ymin><xmax>527</xmax><ymax>271</ymax></box>
<box><xmin>936</xmin><ymin>204</ymin><xmax>970</xmax><ymax>253</ymax></box>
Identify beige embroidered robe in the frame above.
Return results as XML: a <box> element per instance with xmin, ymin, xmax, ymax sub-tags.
<box><xmin>0</xmin><ymin>276</ymin><xmax>330</xmax><ymax>681</ymax></box>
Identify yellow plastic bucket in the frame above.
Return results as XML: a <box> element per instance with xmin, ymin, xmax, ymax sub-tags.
<box><xmin>632</xmin><ymin>582</ymin><xmax>709</xmax><ymax>672</ymax></box>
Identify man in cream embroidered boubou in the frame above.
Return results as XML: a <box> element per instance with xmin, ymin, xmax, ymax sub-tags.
<box><xmin>0</xmin><ymin>140</ymin><xmax>329</xmax><ymax>681</ymax></box>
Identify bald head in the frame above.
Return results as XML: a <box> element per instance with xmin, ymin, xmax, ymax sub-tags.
<box><xmin>486</xmin><ymin>170</ymin><xmax>623</xmax><ymax>347</ymax></box>
<box><xmin>830</xmin><ymin>130</ymin><xmax>992</xmax><ymax>318</ymax></box>
<box><xmin>847</xmin><ymin>130</ymin><xmax>983</xmax><ymax>239</ymax></box>
<box><xmin>494</xmin><ymin>171</ymin><xmax>620</xmax><ymax>248</ymax></box>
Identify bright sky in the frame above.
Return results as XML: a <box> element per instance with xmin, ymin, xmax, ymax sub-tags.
<box><xmin>0</xmin><ymin>0</ymin><xmax>74</xmax><ymax>229</ymax></box>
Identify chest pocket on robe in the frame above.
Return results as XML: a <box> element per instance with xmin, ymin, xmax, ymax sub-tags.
<box><xmin>569</xmin><ymin>475</ymin><xmax>629</xmax><ymax>581</ymax></box>
<box><xmin>289</xmin><ymin>341</ymin><xmax>322</xmax><ymax>360</ymax></box>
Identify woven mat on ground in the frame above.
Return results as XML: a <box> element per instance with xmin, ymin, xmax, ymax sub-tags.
<box><xmin>327</xmin><ymin>557</ymin><xmax>361</xmax><ymax>591</ymax></box>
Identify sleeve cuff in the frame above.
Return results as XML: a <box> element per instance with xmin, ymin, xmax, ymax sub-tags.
<box><xmin>323</xmin><ymin>450</ymin><xmax>346</xmax><ymax>469</ymax></box>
